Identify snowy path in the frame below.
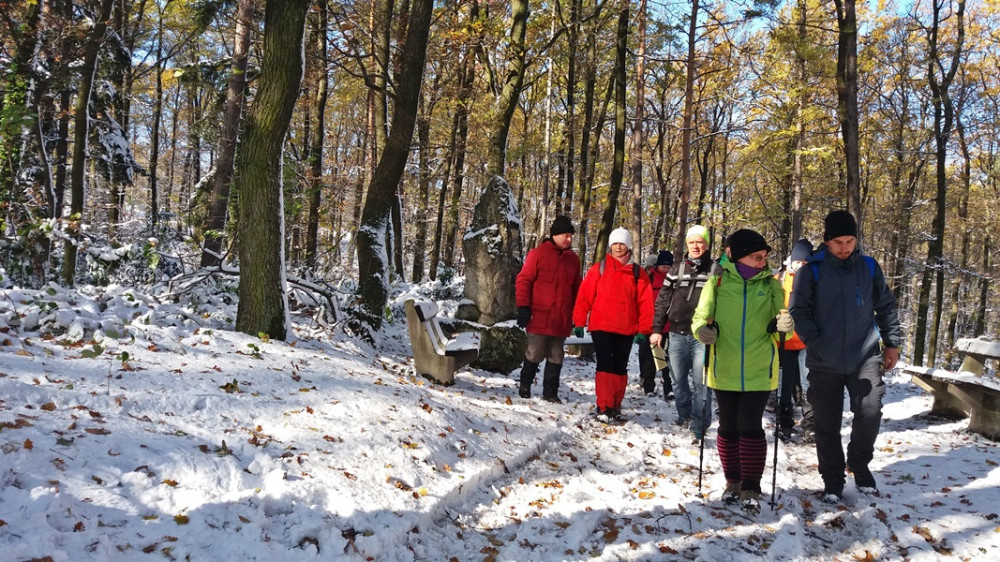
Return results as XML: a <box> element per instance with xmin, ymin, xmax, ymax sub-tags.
<box><xmin>407</xmin><ymin>356</ymin><xmax>1000</xmax><ymax>561</ymax></box>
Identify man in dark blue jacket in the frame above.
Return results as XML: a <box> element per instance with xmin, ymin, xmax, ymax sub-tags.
<box><xmin>789</xmin><ymin>210</ymin><xmax>901</xmax><ymax>502</ymax></box>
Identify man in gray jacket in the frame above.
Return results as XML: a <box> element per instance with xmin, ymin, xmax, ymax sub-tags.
<box><xmin>789</xmin><ymin>210</ymin><xmax>901</xmax><ymax>502</ymax></box>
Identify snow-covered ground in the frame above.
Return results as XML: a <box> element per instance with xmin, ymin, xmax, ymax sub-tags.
<box><xmin>1</xmin><ymin>281</ymin><xmax>998</xmax><ymax>561</ymax></box>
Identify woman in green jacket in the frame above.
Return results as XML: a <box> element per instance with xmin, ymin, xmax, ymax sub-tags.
<box><xmin>691</xmin><ymin>229</ymin><xmax>793</xmax><ymax>515</ymax></box>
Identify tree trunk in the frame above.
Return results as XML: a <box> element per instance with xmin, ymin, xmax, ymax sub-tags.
<box><xmin>305</xmin><ymin>1</ymin><xmax>329</xmax><ymax>270</ymax></box>
<box><xmin>235</xmin><ymin>0</ymin><xmax>310</xmax><ymax>340</ymax></box>
<box><xmin>356</xmin><ymin>0</ymin><xmax>433</xmax><ymax>329</ymax></box>
<box><xmin>485</xmin><ymin>0</ymin><xmax>529</xmax><ymax>177</ymax></box>
<box><xmin>630</xmin><ymin>0</ymin><xmax>647</xmax><ymax>253</ymax></box>
<box><xmin>913</xmin><ymin>0</ymin><xmax>965</xmax><ymax>366</ymax></box>
<box><xmin>148</xmin><ymin>3</ymin><xmax>166</xmax><ymax>228</ymax></box>
<box><xmin>833</xmin><ymin>0</ymin><xmax>861</xmax><ymax>220</ymax></box>
<box><xmin>201</xmin><ymin>0</ymin><xmax>254</xmax><ymax>267</ymax></box>
<box><xmin>412</xmin><ymin>96</ymin><xmax>430</xmax><ymax>282</ymax></box>
<box><xmin>595</xmin><ymin>3</ymin><xmax>628</xmax><ymax>260</ymax></box>
<box><xmin>974</xmin><ymin>235</ymin><xmax>990</xmax><ymax>336</ymax></box>
<box><xmin>62</xmin><ymin>0</ymin><xmax>115</xmax><ymax>286</ymax></box>
<box><xmin>676</xmin><ymin>0</ymin><xmax>699</xmax><ymax>254</ymax></box>
<box><xmin>945</xmin><ymin>106</ymin><xmax>971</xmax><ymax>359</ymax></box>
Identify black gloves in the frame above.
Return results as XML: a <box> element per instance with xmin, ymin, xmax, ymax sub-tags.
<box><xmin>516</xmin><ymin>306</ymin><xmax>532</xmax><ymax>328</ymax></box>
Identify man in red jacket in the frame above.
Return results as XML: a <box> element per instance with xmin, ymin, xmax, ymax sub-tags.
<box><xmin>515</xmin><ymin>216</ymin><xmax>582</xmax><ymax>402</ymax></box>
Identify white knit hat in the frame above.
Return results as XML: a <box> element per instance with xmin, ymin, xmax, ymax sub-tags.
<box><xmin>608</xmin><ymin>227</ymin><xmax>632</xmax><ymax>250</ymax></box>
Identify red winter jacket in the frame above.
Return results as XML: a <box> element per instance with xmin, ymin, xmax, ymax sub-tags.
<box><xmin>515</xmin><ymin>239</ymin><xmax>582</xmax><ymax>337</ymax></box>
<box><xmin>573</xmin><ymin>255</ymin><xmax>654</xmax><ymax>336</ymax></box>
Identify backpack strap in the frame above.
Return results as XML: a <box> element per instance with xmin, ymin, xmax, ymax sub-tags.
<box><xmin>599</xmin><ymin>258</ymin><xmax>640</xmax><ymax>285</ymax></box>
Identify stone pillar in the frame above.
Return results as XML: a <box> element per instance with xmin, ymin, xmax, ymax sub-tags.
<box><xmin>462</xmin><ymin>175</ymin><xmax>522</xmax><ymax>325</ymax></box>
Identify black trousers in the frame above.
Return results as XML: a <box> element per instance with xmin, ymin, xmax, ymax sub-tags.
<box><xmin>807</xmin><ymin>355</ymin><xmax>885</xmax><ymax>488</ymax></box>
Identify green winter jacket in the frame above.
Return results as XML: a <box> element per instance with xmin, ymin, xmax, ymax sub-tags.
<box><xmin>691</xmin><ymin>260</ymin><xmax>785</xmax><ymax>392</ymax></box>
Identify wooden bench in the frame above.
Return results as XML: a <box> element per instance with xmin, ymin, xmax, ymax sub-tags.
<box><xmin>905</xmin><ymin>338</ymin><xmax>1000</xmax><ymax>440</ymax></box>
<box><xmin>564</xmin><ymin>333</ymin><xmax>594</xmax><ymax>358</ymax></box>
<box><xmin>404</xmin><ymin>299</ymin><xmax>480</xmax><ymax>385</ymax></box>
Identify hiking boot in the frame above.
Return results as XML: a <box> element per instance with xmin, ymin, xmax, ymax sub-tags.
<box><xmin>595</xmin><ymin>408</ymin><xmax>610</xmax><ymax>423</ymax></box>
<box><xmin>606</xmin><ymin>407</ymin><xmax>623</xmax><ymax>421</ymax></box>
<box><xmin>518</xmin><ymin>360</ymin><xmax>539</xmax><ymax>400</ymax></box>
<box><xmin>542</xmin><ymin>362</ymin><xmax>562</xmax><ymax>402</ymax></box>
<box><xmin>722</xmin><ymin>482</ymin><xmax>740</xmax><ymax>505</ymax></box>
<box><xmin>778</xmin><ymin>425</ymin><xmax>794</xmax><ymax>443</ymax></box>
<box><xmin>800</xmin><ymin>426</ymin><xmax>815</xmax><ymax>444</ymax></box>
<box><xmin>740</xmin><ymin>490</ymin><xmax>761</xmax><ymax>516</ymax></box>
<box><xmin>821</xmin><ymin>483</ymin><xmax>844</xmax><ymax>504</ymax></box>
<box><xmin>673</xmin><ymin>418</ymin><xmax>691</xmax><ymax>429</ymax></box>
<box><xmin>851</xmin><ymin>465</ymin><xmax>878</xmax><ymax>494</ymax></box>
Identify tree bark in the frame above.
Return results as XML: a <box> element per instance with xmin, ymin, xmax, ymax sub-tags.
<box><xmin>913</xmin><ymin>0</ymin><xmax>965</xmax><ymax>366</ymax></box>
<box><xmin>62</xmin><ymin>0</ymin><xmax>115</xmax><ymax>286</ymax></box>
<box><xmin>235</xmin><ymin>0</ymin><xmax>310</xmax><ymax>340</ymax></box>
<box><xmin>356</xmin><ymin>0</ymin><xmax>433</xmax><ymax>329</ymax></box>
<box><xmin>630</xmin><ymin>0</ymin><xmax>647</xmax><ymax>253</ymax></box>
<box><xmin>676</xmin><ymin>0</ymin><xmax>699</xmax><ymax>254</ymax></box>
<box><xmin>485</xmin><ymin>0</ymin><xmax>529</xmax><ymax>177</ymax></box>
<box><xmin>201</xmin><ymin>0</ymin><xmax>254</xmax><ymax>267</ymax></box>
<box><xmin>595</xmin><ymin>3</ymin><xmax>628</xmax><ymax>260</ymax></box>
<box><xmin>306</xmin><ymin>1</ymin><xmax>329</xmax><ymax>270</ymax></box>
<box><xmin>833</xmin><ymin>0</ymin><xmax>861</xmax><ymax>220</ymax></box>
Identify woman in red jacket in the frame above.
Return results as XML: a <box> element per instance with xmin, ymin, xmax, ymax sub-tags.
<box><xmin>573</xmin><ymin>227</ymin><xmax>654</xmax><ymax>422</ymax></box>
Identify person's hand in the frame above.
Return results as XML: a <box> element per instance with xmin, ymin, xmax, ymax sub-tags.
<box><xmin>775</xmin><ymin>310</ymin><xmax>794</xmax><ymax>333</ymax></box>
<box><xmin>649</xmin><ymin>333</ymin><xmax>663</xmax><ymax>347</ymax></box>
<box><xmin>883</xmin><ymin>347</ymin><xmax>899</xmax><ymax>371</ymax></box>
<box><xmin>697</xmin><ymin>324</ymin><xmax>718</xmax><ymax>345</ymax></box>
<box><xmin>634</xmin><ymin>334</ymin><xmax>647</xmax><ymax>344</ymax></box>
<box><xmin>573</xmin><ymin>326</ymin><xmax>585</xmax><ymax>338</ymax></box>
<box><xmin>516</xmin><ymin>306</ymin><xmax>532</xmax><ymax>328</ymax></box>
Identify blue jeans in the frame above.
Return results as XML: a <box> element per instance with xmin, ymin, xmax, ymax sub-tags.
<box><xmin>668</xmin><ymin>332</ymin><xmax>712</xmax><ymax>434</ymax></box>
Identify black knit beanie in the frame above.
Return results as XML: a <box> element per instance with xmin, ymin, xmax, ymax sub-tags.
<box><xmin>823</xmin><ymin>210</ymin><xmax>857</xmax><ymax>241</ymax></box>
<box><xmin>728</xmin><ymin>229</ymin><xmax>771</xmax><ymax>262</ymax></box>
<box><xmin>550</xmin><ymin>215</ymin><xmax>575</xmax><ymax>237</ymax></box>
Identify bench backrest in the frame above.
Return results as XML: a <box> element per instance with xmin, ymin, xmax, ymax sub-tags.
<box><xmin>412</xmin><ymin>300</ymin><xmax>448</xmax><ymax>355</ymax></box>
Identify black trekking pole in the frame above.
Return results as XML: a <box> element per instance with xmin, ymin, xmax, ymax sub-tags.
<box><xmin>698</xmin><ymin>324</ymin><xmax>715</xmax><ymax>495</ymax></box>
<box><xmin>770</xmin><ymin>318</ymin><xmax>787</xmax><ymax>511</ymax></box>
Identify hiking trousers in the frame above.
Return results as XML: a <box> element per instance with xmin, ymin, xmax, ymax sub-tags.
<box><xmin>806</xmin><ymin>354</ymin><xmax>885</xmax><ymax>489</ymax></box>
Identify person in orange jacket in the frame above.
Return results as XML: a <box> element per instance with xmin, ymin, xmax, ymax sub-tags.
<box><xmin>776</xmin><ymin>239</ymin><xmax>814</xmax><ymax>441</ymax></box>
<box><xmin>573</xmin><ymin>227</ymin><xmax>654</xmax><ymax>422</ymax></box>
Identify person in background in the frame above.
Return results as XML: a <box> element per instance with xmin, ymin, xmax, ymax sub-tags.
<box><xmin>650</xmin><ymin>225</ymin><xmax>722</xmax><ymax>442</ymax></box>
<box><xmin>638</xmin><ymin>250</ymin><xmax>674</xmax><ymax>400</ymax></box>
<box><xmin>692</xmin><ymin>228</ymin><xmax>792</xmax><ymax>515</ymax></box>
<box><xmin>776</xmin><ymin>238</ymin><xmax>814</xmax><ymax>442</ymax></box>
<box><xmin>573</xmin><ymin>227</ymin><xmax>654</xmax><ymax>422</ymax></box>
<box><xmin>515</xmin><ymin>216</ymin><xmax>582</xmax><ymax>403</ymax></box>
<box><xmin>790</xmin><ymin>210</ymin><xmax>901</xmax><ymax>502</ymax></box>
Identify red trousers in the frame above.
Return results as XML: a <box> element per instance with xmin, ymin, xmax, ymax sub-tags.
<box><xmin>595</xmin><ymin>371</ymin><xmax>628</xmax><ymax>410</ymax></box>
